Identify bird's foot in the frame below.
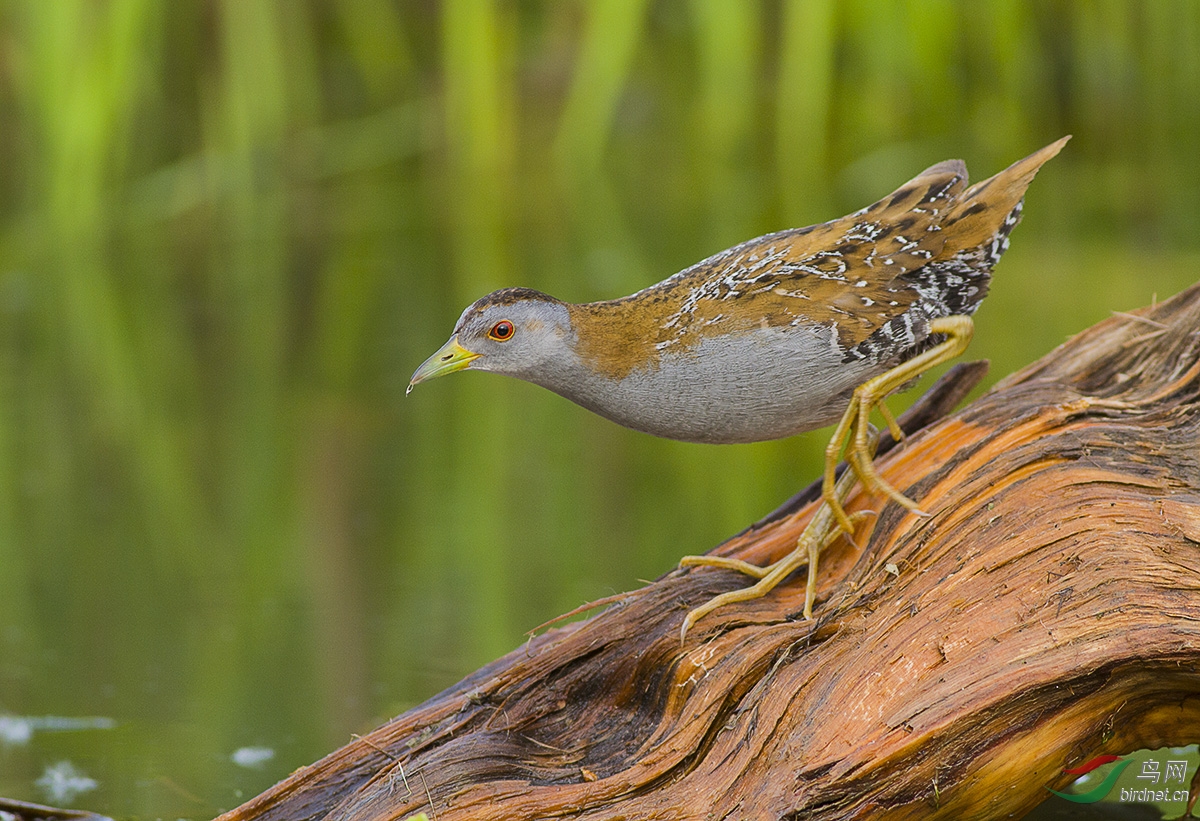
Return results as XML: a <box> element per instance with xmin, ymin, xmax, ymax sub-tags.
<box><xmin>678</xmin><ymin>465</ymin><xmax>872</xmax><ymax>643</ymax></box>
<box><xmin>823</xmin><ymin>315</ymin><xmax>975</xmax><ymax>532</ymax></box>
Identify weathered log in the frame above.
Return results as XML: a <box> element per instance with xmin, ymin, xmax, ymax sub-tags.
<box><xmin>218</xmin><ymin>282</ymin><xmax>1200</xmax><ymax>820</ymax></box>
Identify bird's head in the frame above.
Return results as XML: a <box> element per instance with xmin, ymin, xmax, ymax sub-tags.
<box><xmin>408</xmin><ymin>288</ymin><xmax>573</xmax><ymax>393</ymax></box>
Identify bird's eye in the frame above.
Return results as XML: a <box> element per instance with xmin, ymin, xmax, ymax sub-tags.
<box><xmin>488</xmin><ymin>320</ymin><xmax>515</xmax><ymax>341</ymax></box>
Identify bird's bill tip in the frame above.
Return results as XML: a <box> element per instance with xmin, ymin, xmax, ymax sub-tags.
<box><xmin>408</xmin><ymin>336</ymin><xmax>481</xmax><ymax>393</ymax></box>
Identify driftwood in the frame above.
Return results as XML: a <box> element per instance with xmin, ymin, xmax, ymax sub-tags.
<box><xmin>217</xmin><ymin>282</ymin><xmax>1200</xmax><ymax>820</ymax></box>
<box><xmin>0</xmin><ymin>797</ymin><xmax>114</xmax><ymax>821</ymax></box>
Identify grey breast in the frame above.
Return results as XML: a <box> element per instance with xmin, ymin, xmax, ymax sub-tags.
<box><xmin>536</xmin><ymin>324</ymin><xmax>882</xmax><ymax>445</ymax></box>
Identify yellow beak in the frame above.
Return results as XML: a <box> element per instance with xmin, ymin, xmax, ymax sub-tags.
<box><xmin>407</xmin><ymin>336</ymin><xmax>481</xmax><ymax>394</ymax></box>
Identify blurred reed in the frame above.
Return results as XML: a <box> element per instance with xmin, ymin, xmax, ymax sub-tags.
<box><xmin>0</xmin><ymin>2</ymin><xmax>1197</xmax><ymax>813</ymax></box>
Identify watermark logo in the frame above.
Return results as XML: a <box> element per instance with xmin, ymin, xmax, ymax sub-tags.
<box><xmin>1047</xmin><ymin>753</ymin><xmax>1192</xmax><ymax>804</ymax></box>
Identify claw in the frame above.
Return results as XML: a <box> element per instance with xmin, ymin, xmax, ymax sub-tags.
<box><xmin>679</xmin><ymin>459</ymin><xmax>867</xmax><ymax>642</ymax></box>
<box><xmin>877</xmin><ymin>400</ymin><xmax>906</xmax><ymax>443</ymax></box>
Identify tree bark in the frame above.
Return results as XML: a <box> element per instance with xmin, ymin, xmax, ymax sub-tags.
<box><xmin>218</xmin><ymin>282</ymin><xmax>1200</xmax><ymax>821</ymax></box>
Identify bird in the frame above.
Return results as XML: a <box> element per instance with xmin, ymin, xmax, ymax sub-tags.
<box><xmin>409</xmin><ymin>136</ymin><xmax>1069</xmax><ymax>639</ymax></box>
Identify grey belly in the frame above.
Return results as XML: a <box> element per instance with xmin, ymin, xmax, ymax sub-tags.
<box><xmin>564</xmin><ymin>327</ymin><xmax>883</xmax><ymax>444</ymax></box>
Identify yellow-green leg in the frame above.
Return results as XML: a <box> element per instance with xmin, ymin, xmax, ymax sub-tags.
<box><xmin>676</xmin><ymin>317</ymin><xmax>972</xmax><ymax>641</ymax></box>
<box><xmin>678</xmin><ymin>453</ymin><xmax>873</xmax><ymax>643</ymax></box>
<box><xmin>823</xmin><ymin>315</ymin><xmax>974</xmax><ymax>535</ymax></box>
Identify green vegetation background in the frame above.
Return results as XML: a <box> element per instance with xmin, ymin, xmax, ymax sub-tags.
<box><xmin>0</xmin><ymin>1</ymin><xmax>1197</xmax><ymax>816</ymax></box>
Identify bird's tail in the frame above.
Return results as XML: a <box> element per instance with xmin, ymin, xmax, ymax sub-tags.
<box><xmin>940</xmin><ymin>135</ymin><xmax>1071</xmax><ymax>262</ymax></box>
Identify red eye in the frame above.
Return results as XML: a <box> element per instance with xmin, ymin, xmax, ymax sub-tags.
<box><xmin>488</xmin><ymin>320</ymin><xmax>514</xmax><ymax>341</ymax></box>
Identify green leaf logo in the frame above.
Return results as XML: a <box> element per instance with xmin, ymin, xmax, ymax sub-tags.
<box><xmin>1046</xmin><ymin>758</ymin><xmax>1131</xmax><ymax>804</ymax></box>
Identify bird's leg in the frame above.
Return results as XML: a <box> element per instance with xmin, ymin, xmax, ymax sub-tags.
<box><xmin>675</xmin><ymin>317</ymin><xmax>971</xmax><ymax>642</ymax></box>
<box><xmin>678</xmin><ymin>451</ymin><xmax>874</xmax><ymax>643</ymax></box>
<box><xmin>824</xmin><ymin>315</ymin><xmax>974</xmax><ymax>532</ymax></box>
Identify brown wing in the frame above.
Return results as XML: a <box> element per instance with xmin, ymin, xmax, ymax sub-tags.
<box><xmin>628</xmin><ymin>157</ymin><xmax>973</xmax><ymax>350</ymax></box>
<box><xmin>570</xmin><ymin>138</ymin><xmax>1069</xmax><ymax>379</ymax></box>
